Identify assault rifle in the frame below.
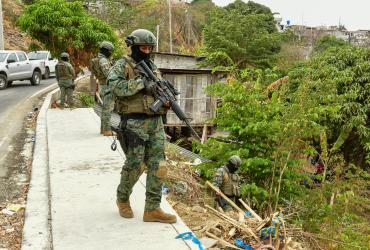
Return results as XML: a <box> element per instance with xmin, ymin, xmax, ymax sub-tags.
<box><xmin>135</xmin><ymin>60</ymin><xmax>201</xmax><ymax>140</ymax></box>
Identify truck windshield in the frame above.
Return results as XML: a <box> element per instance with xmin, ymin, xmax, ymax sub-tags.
<box><xmin>0</xmin><ymin>53</ymin><xmax>8</xmax><ymax>62</ymax></box>
<box><xmin>28</xmin><ymin>52</ymin><xmax>48</xmax><ymax>60</ymax></box>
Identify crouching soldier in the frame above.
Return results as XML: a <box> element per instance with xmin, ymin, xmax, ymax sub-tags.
<box><xmin>55</xmin><ymin>52</ymin><xmax>75</xmax><ymax>109</ymax></box>
<box><xmin>213</xmin><ymin>155</ymin><xmax>242</xmax><ymax>212</ymax></box>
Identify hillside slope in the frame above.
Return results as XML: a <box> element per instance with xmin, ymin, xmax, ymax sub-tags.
<box><xmin>2</xmin><ymin>0</ymin><xmax>35</xmax><ymax>50</ymax></box>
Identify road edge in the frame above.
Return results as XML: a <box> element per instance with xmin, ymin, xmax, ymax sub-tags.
<box><xmin>21</xmin><ymin>87</ymin><xmax>59</xmax><ymax>250</ymax></box>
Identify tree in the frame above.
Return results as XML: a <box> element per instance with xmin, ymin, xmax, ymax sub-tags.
<box><xmin>282</xmin><ymin>45</ymin><xmax>370</xmax><ymax>168</ymax></box>
<box><xmin>197</xmin><ymin>44</ymin><xmax>370</xmax><ymax>212</ymax></box>
<box><xmin>313</xmin><ymin>35</ymin><xmax>348</xmax><ymax>53</ymax></box>
<box><xmin>18</xmin><ymin>0</ymin><xmax>119</xmax><ymax>69</ymax></box>
<box><xmin>202</xmin><ymin>2</ymin><xmax>282</xmax><ymax>70</ymax></box>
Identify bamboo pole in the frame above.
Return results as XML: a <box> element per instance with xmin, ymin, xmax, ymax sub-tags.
<box><xmin>206</xmin><ymin>181</ymin><xmax>244</xmax><ymax>214</ymax></box>
<box><xmin>239</xmin><ymin>199</ymin><xmax>263</xmax><ymax>221</ymax></box>
<box><xmin>205</xmin><ymin>232</ymin><xmax>242</xmax><ymax>249</ymax></box>
<box><xmin>205</xmin><ymin>205</ymin><xmax>259</xmax><ymax>241</ymax></box>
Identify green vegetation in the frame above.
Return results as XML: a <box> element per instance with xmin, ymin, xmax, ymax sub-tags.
<box><xmin>17</xmin><ymin>0</ymin><xmax>369</xmax><ymax>247</ymax></box>
<box><xmin>18</xmin><ymin>0</ymin><xmax>119</xmax><ymax>68</ymax></box>
<box><xmin>78</xmin><ymin>93</ymin><xmax>95</xmax><ymax>107</ymax></box>
<box><xmin>313</xmin><ymin>35</ymin><xmax>348</xmax><ymax>53</ymax></box>
<box><xmin>197</xmin><ymin>30</ymin><xmax>370</xmax><ymax>248</ymax></box>
<box><xmin>203</xmin><ymin>0</ymin><xmax>283</xmax><ymax>70</ymax></box>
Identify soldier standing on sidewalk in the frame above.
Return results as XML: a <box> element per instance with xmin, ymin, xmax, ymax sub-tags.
<box><xmin>107</xmin><ymin>29</ymin><xmax>177</xmax><ymax>224</ymax></box>
<box><xmin>90</xmin><ymin>41</ymin><xmax>115</xmax><ymax>136</ymax></box>
<box><xmin>55</xmin><ymin>52</ymin><xmax>75</xmax><ymax>109</ymax></box>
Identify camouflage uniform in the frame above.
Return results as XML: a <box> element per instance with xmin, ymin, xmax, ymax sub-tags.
<box><xmin>91</xmin><ymin>52</ymin><xmax>112</xmax><ymax>131</ymax></box>
<box><xmin>55</xmin><ymin>54</ymin><xmax>75</xmax><ymax>108</ymax></box>
<box><xmin>213</xmin><ymin>163</ymin><xmax>241</xmax><ymax>211</ymax></box>
<box><xmin>108</xmin><ymin>56</ymin><xmax>167</xmax><ymax>211</ymax></box>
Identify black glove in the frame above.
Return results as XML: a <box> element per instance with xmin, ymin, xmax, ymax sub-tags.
<box><xmin>143</xmin><ymin>78</ymin><xmax>156</xmax><ymax>95</ymax></box>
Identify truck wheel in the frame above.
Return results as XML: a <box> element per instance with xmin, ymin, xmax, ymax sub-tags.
<box><xmin>0</xmin><ymin>74</ymin><xmax>7</xmax><ymax>90</ymax></box>
<box><xmin>43</xmin><ymin>67</ymin><xmax>50</xmax><ymax>79</ymax></box>
<box><xmin>31</xmin><ymin>71</ymin><xmax>41</xmax><ymax>86</ymax></box>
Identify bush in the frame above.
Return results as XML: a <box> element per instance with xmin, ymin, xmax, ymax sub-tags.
<box><xmin>78</xmin><ymin>93</ymin><xmax>95</xmax><ymax>108</ymax></box>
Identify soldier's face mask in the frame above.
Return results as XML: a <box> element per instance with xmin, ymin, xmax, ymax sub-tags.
<box><xmin>227</xmin><ymin>163</ymin><xmax>238</xmax><ymax>173</ymax></box>
<box><xmin>131</xmin><ymin>45</ymin><xmax>151</xmax><ymax>63</ymax></box>
<box><xmin>100</xmin><ymin>48</ymin><xmax>112</xmax><ymax>58</ymax></box>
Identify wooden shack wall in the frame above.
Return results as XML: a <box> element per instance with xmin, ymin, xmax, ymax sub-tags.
<box><xmin>162</xmin><ymin>72</ymin><xmax>217</xmax><ymax>126</ymax></box>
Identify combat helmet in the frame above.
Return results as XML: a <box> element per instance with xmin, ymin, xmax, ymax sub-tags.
<box><xmin>125</xmin><ymin>29</ymin><xmax>156</xmax><ymax>47</ymax></box>
<box><xmin>228</xmin><ymin>155</ymin><xmax>242</xmax><ymax>167</ymax></box>
<box><xmin>60</xmin><ymin>52</ymin><xmax>69</xmax><ymax>59</ymax></box>
<box><xmin>99</xmin><ymin>41</ymin><xmax>114</xmax><ymax>52</ymax></box>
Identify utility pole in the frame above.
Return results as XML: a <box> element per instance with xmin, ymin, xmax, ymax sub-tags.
<box><xmin>0</xmin><ymin>0</ymin><xmax>4</xmax><ymax>50</ymax></box>
<box><xmin>167</xmin><ymin>0</ymin><xmax>173</xmax><ymax>53</ymax></box>
<box><xmin>156</xmin><ymin>25</ymin><xmax>159</xmax><ymax>52</ymax></box>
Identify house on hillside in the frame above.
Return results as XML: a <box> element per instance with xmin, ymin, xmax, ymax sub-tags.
<box><xmin>153</xmin><ymin>52</ymin><xmax>225</xmax><ymax>139</ymax></box>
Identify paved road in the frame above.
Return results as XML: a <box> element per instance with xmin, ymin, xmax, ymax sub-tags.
<box><xmin>0</xmin><ymin>78</ymin><xmax>56</xmax><ymax>121</ymax></box>
<box><xmin>0</xmin><ymin>78</ymin><xmax>57</xmax><ymax>177</ymax></box>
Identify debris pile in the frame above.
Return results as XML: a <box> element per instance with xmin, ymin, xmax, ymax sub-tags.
<box><xmin>0</xmin><ymin>198</ymin><xmax>27</xmax><ymax>249</ymax></box>
<box><xmin>164</xmin><ymin>153</ymin><xmax>307</xmax><ymax>250</ymax></box>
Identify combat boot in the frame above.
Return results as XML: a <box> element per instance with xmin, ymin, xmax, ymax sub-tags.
<box><xmin>116</xmin><ymin>200</ymin><xmax>134</xmax><ymax>218</ymax></box>
<box><xmin>143</xmin><ymin>208</ymin><xmax>177</xmax><ymax>223</ymax></box>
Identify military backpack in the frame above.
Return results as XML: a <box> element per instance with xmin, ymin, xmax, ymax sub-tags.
<box><xmin>90</xmin><ymin>57</ymin><xmax>106</xmax><ymax>81</ymax></box>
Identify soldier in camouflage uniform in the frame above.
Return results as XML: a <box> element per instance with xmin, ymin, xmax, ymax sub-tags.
<box><xmin>213</xmin><ymin>155</ymin><xmax>242</xmax><ymax>212</ymax></box>
<box><xmin>55</xmin><ymin>52</ymin><xmax>75</xmax><ymax>109</ymax></box>
<box><xmin>107</xmin><ymin>29</ymin><xmax>176</xmax><ymax>223</ymax></box>
<box><xmin>90</xmin><ymin>41</ymin><xmax>115</xmax><ymax>136</ymax></box>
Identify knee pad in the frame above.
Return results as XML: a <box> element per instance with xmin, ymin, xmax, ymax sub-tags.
<box><xmin>155</xmin><ymin>161</ymin><xmax>168</xmax><ymax>178</ymax></box>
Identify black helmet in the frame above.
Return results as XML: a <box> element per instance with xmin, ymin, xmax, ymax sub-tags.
<box><xmin>125</xmin><ymin>29</ymin><xmax>156</xmax><ymax>47</ymax></box>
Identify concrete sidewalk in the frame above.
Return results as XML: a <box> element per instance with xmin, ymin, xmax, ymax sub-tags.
<box><xmin>22</xmin><ymin>92</ymin><xmax>198</xmax><ymax>249</ymax></box>
<box><xmin>47</xmin><ymin>108</ymin><xmax>197</xmax><ymax>250</ymax></box>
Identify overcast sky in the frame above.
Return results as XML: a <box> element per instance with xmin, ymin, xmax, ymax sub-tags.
<box><xmin>212</xmin><ymin>0</ymin><xmax>370</xmax><ymax>31</ymax></box>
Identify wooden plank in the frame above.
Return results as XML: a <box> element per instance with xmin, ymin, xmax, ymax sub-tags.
<box><xmin>201</xmin><ymin>124</ymin><xmax>208</xmax><ymax>144</ymax></box>
<box><xmin>205</xmin><ymin>232</ymin><xmax>242</xmax><ymax>250</ymax></box>
<box><xmin>185</xmin><ymin>75</ymin><xmax>194</xmax><ymax>117</ymax></box>
<box><xmin>239</xmin><ymin>199</ymin><xmax>263</xmax><ymax>222</ymax></box>
<box><xmin>206</xmin><ymin>181</ymin><xmax>245</xmax><ymax>214</ymax></box>
<box><xmin>255</xmin><ymin>217</ymin><xmax>270</xmax><ymax>232</ymax></box>
<box><xmin>205</xmin><ymin>205</ymin><xmax>260</xmax><ymax>241</ymax></box>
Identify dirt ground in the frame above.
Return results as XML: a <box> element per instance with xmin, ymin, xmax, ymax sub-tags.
<box><xmin>0</xmin><ymin>99</ymin><xmax>42</xmax><ymax>250</ymax></box>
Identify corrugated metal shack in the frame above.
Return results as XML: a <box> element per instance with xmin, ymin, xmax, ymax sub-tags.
<box><xmin>153</xmin><ymin>52</ymin><xmax>224</xmax><ymax>139</ymax></box>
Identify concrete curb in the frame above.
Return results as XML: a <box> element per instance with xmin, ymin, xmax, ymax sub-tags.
<box><xmin>21</xmin><ymin>74</ymin><xmax>90</xmax><ymax>249</ymax></box>
<box><xmin>21</xmin><ymin>88</ymin><xmax>59</xmax><ymax>250</ymax></box>
<box><xmin>21</xmin><ymin>75</ymin><xmax>93</xmax><ymax>249</ymax></box>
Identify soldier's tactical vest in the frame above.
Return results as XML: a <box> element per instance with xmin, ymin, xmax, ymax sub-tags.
<box><xmin>90</xmin><ymin>57</ymin><xmax>107</xmax><ymax>84</ymax></box>
<box><xmin>56</xmin><ymin>62</ymin><xmax>73</xmax><ymax>80</ymax></box>
<box><xmin>220</xmin><ymin>166</ymin><xmax>241</xmax><ymax>197</ymax></box>
<box><xmin>115</xmin><ymin>56</ymin><xmax>167</xmax><ymax>115</ymax></box>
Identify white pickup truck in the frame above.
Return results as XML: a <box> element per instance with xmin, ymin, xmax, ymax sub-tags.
<box><xmin>0</xmin><ymin>50</ymin><xmax>46</xmax><ymax>90</ymax></box>
<box><xmin>28</xmin><ymin>51</ymin><xmax>58</xmax><ymax>79</ymax></box>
